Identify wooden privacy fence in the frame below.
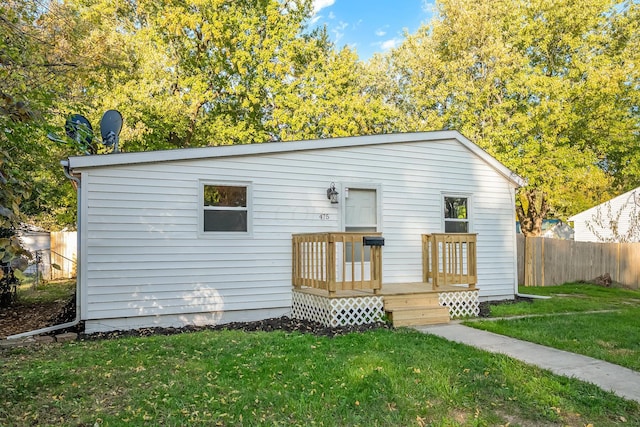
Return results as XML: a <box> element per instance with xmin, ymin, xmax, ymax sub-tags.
<box><xmin>517</xmin><ymin>235</ymin><xmax>640</xmax><ymax>289</ymax></box>
<box><xmin>292</xmin><ymin>232</ymin><xmax>383</xmax><ymax>296</ymax></box>
<box><xmin>422</xmin><ymin>233</ymin><xmax>477</xmax><ymax>288</ymax></box>
<box><xmin>50</xmin><ymin>231</ymin><xmax>77</xmax><ymax>280</ymax></box>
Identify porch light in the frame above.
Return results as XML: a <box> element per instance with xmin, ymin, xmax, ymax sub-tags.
<box><xmin>327</xmin><ymin>182</ymin><xmax>339</xmax><ymax>204</ymax></box>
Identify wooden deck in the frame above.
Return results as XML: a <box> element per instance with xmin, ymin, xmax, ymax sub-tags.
<box><xmin>291</xmin><ymin>232</ymin><xmax>480</xmax><ymax>327</ymax></box>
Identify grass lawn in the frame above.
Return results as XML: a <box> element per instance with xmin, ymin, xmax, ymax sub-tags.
<box><xmin>16</xmin><ymin>280</ymin><xmax>76</xmax><ymax>304</ymax></box>
<box><xmin>465</xmin><ymin>283</ymin><xmax>640</xmax><ymax>371</ymax></box>
<box><xmin>2</xmin><ymin>328</ymin><xmax>639</xmax><ymax>426</ymax></box>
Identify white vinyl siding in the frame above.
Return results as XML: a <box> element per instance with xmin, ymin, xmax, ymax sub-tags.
<box><xmin>76</xmin><ymin>135</ymin><xmax>520</xmax><ymax>326</ymax></box>
<box><xmin>570</xmin><ymin>188</ymin><xmax>640</xmax><ymax>243</ymax></box>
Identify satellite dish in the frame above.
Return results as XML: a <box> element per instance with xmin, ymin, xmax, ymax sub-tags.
<box><xmin>65</xmin><ymin>114</ymin><xmax>94</xmax><ymax>151</ymax></box>
<box><xmin>100</xmin><ymin>110</ymin><xmax>123</xmax><ymax>152</ymax></box>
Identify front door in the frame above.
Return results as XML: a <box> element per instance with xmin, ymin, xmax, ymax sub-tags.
<box><xmin>340</xmin><ymin>188</ymin><xmax>378</xmax><ymax>281</ymax></box>
<box><xmin>345</xmin><ymin>188</ymin><xmax>378</xmax><ymax>238</ymax></box>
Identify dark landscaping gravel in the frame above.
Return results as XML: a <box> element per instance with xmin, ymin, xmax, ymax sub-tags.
<box><xmin>43</xmin><ymin>296</ymin><xmax>392</xmax><ymax>340</ymax></box>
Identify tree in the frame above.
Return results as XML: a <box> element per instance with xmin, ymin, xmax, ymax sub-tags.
<box><xmin>272</xmin><ymin>28</ymin><xmax>396</xmax><ymax>140</ymax></box>
<box><xmin>1</xmin><ymin>0</ymin><xmax>92</xmax><ymax>229</ymax></box>
<box><xmin>370</xmin><ymin>0</ymin><xmax>640</xmax><ymax>235</ymax></box>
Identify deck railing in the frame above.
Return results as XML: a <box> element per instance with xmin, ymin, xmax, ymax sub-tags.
<box><xmin>292</xmin><ymin>232</ymin><xmax>383</xmax><ymax>296</ymax></box>
<box><xmin>423</xmin><ymin>233</ymin><xmax>477</xmax><ymax>288</ymax></box>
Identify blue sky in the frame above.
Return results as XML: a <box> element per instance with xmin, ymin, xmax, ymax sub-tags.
<box><xmin>310</xmin><ymin>0</ymin><xmax>436</xmax><ymax>61</ymax></box>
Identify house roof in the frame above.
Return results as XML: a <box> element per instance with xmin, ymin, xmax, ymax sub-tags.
<box><xmin>64</xmin><ymin>130</ymin><xmax>526</xmax><ymax>187</ymax></box>
<box><xmin>569</xmin><ymin>186</ymin><xmax>640</xmax><ymax>221</ymax></box>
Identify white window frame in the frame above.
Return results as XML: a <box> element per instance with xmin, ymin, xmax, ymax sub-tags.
<box><xmin>199</xmin><ymin>180</ymin><xmax>252</xmax><ymax>237</ymax></box>
<box><xmin>442</xmin><ymin>193</ymin><xmax>472</xmax><ymax>233</ymax></box>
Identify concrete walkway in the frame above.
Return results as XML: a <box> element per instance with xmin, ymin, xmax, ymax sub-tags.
<box><xmin>415</xmin><ymin>323</ymin><xmax>640</xmax><ymax>403</ymax></box>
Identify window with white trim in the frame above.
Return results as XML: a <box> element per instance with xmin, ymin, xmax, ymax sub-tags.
<box><xmin>444</xmin><ymin>196</ymin><xmax>469</xmax><ymax>233</ymax></box>
<box><xmin>202</xmin><ymin>184</ymin><xmax>249</xmax><ymax>233</ymax></box>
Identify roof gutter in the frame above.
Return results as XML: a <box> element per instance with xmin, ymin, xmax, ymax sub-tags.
<box><xmin>8</xmin><ymin>160</ymin><xmax>82</xmax><ymax>339</ymax></box>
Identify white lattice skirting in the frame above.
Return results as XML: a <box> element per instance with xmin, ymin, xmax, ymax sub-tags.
<box><xmin>291</xmin><ymin>290</ymin><xmax>384</xmax><ymax>327</ymax></box>
<box><xmin>439</xmin><ymin>290</ymin><xmax>480</xmax><ymax>318</ymax></box>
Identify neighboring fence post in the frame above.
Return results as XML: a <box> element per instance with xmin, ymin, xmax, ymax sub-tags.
<box><xmin>524</xmin><ymin>236</ymin><xmax>533</xmax><ymax>287</ymax></box>
<box><xmin>541</xmin><ymin>237</ymin><xmax>545</xmax><ymax>287</ymax></box>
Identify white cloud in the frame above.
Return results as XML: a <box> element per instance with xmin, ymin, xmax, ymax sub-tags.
<box><xmin>380</xmin><ymin>38</ymin><xmax>402</xmax><ymax>51</ymax></box>
<box><xmin>422</xmin><ymin>0</ymin><xmax>437</xmax><ymax>14</ymax></box>
<box><xmin>310</xmin><ymin>14</ymin><xmax>323</xmax><ymax>25</ymax></box>
<box><xmin>328</xmin><ymin>11</ymin><xmax>335</xmax><ymax>19</ymax></box>
<box><xmin>312</xmin><ymin>0</ymin><xmax>335</xmax><ymax>15</ymax></box>
<box><xmin>375</xmin><ymin>25</ymin><xmax>388</xmax><ymax>37</ymax></box>
<box><xmin>332</xmin><ymin>20</ymin><xmax>349</xmax><ymax>43</ymax></box>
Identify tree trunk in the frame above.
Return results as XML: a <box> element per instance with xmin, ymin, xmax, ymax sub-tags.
<box><xmin>516</xmin><ymin>189</ymin><xmax>550</xmax><ymax>237</ymax></box>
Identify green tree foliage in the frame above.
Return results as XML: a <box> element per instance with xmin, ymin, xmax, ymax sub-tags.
<box><xmin>0</xmin><ymin>0</ymin><xmax>90</xmax><ymax>229</ymax></box>
<box><xmin>273</xmin><ymin>28</ymin><xmax>396</xmax><ymax>140</ymax></box>
<box><xmin>99</xmin><ymin>0</ymin><xmax>314</xmax><ymax>148</ymax></box>
<box><xmin>371</xmin><ymin>0</ymin><xmax>639</xmax><ymax>235</ymax></box>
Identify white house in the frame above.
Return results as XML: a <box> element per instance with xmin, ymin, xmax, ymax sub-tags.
<box><xmin>569</xmin><ymin>187</ymin><xmax>640</xmax><ymax>243</ymax></box>
<box><xmin>63</xmin><ymin>131</ymin><xmax>525</xmax><ymax>333</ymax></box>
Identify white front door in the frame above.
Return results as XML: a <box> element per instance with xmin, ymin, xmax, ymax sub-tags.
<box><xmin>339</xmin><ymin>188</ymin><xmax>378</xmax><ymax>281</ymax></box>
<box><xmin>345</xmin><ymin>188</ymin><xmax>378</xmax><ymax>236</ymax></box>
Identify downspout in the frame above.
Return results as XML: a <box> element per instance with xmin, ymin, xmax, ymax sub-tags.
<box><xmin>510</xmin><ymin>184</ymin><xmax>519</xmax><ymax>299</ymax></box>
<box><xmin>8</xmin><ymin>160</ymin><xmax>82</xmax><ymax>339</ymax></box>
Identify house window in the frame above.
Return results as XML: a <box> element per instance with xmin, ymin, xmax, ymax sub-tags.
<box><xmin>444</xmin><ymin>196</ymin><xmax>469</xmax><ymax>233</ymax></box>
<box><xmin>202</xmin><ymin>184</ymin><xmax>248</xmax><ymax>232</ymax></box>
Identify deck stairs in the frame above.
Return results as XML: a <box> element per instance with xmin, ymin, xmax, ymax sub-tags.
<box><xmin>384</xmin><ymin>291</ymin><xmax>450</xmax><ymax>327</ymax></box>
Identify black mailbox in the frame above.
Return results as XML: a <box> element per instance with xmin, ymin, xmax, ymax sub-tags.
<box><xmin>363</xmin><ymin>236</ymin><xmax>385</xmax><ymax>246</ymax></box>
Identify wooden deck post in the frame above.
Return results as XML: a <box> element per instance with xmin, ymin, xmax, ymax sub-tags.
<box><xmin>327</xmin><ymin>234</ymin><xmax>336</xmax><ymax>296</ymax></box>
